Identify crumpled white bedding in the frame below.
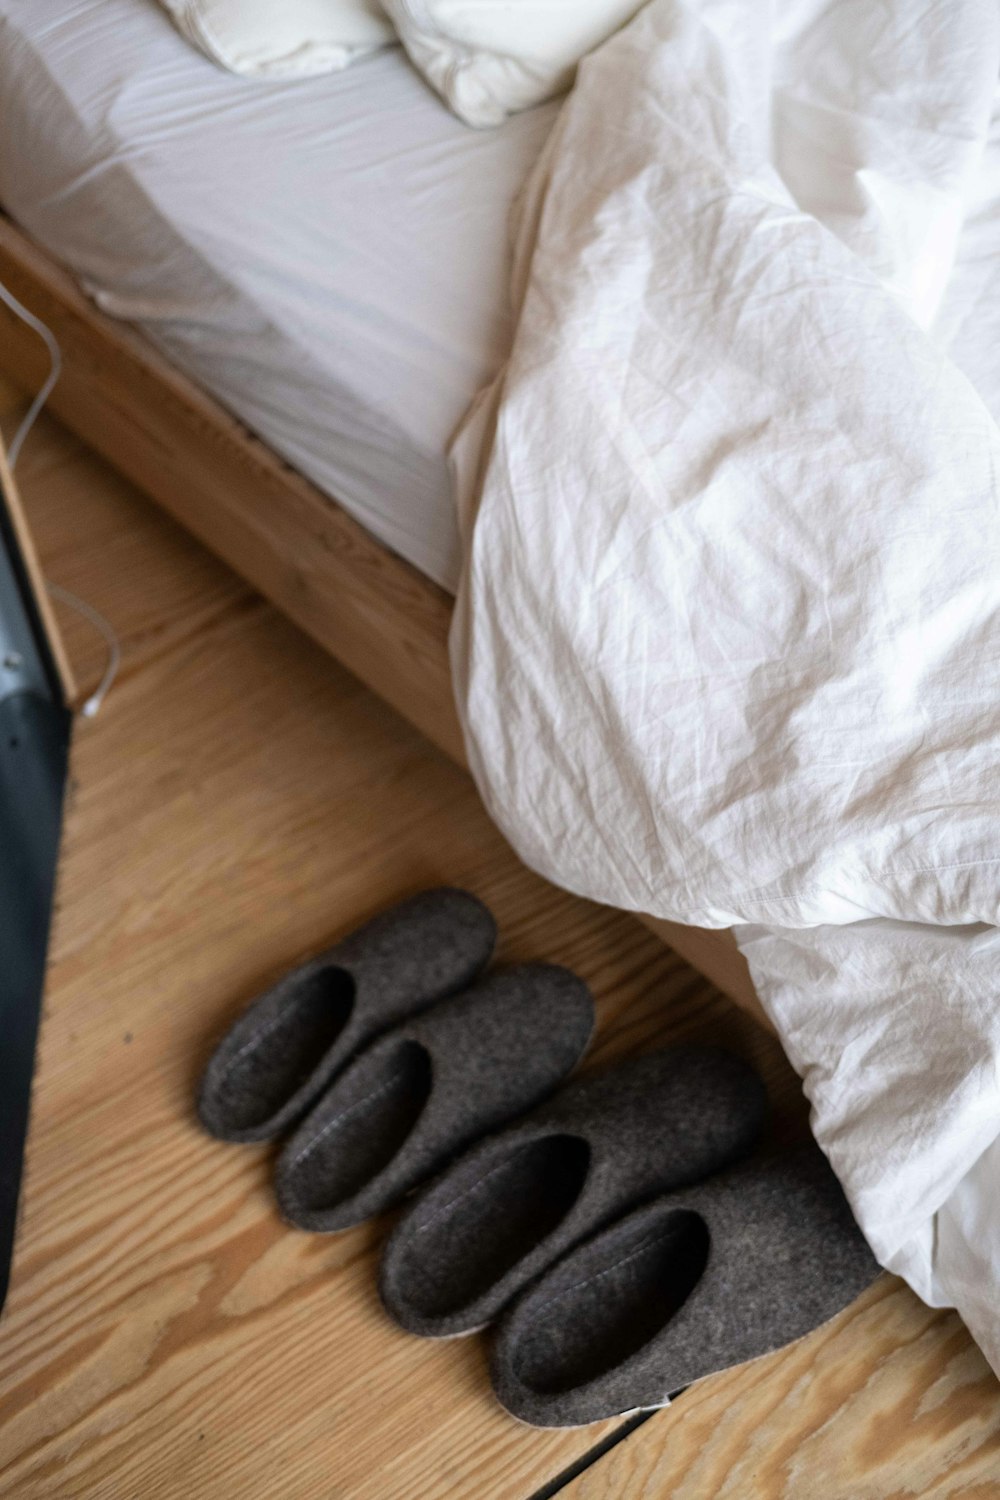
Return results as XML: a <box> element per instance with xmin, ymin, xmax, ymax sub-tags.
<box><xmin>450</xmin><ymin>0</ymin><xmax>1000</xmax><ymax>1373</ymax></box>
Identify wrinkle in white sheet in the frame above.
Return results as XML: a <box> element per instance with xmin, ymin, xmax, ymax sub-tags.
<box><xmin>452</xmin><ymin>0</ymin><xmax>1000</xmax><ymax>1375</ymax></box>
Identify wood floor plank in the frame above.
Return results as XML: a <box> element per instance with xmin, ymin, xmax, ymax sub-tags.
<box><xmin>0</xmin><ymin>409</ymin><xmax>805</xmax><ymax>1498</ymax></box>
<box><xmin>561</xmin><ymin>1279</ymin><xmax>1000</xmax><ymax>1499</ymax></box>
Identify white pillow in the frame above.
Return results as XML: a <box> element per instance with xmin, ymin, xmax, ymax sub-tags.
<box><xmin>160</xmin><ymin>0</ymin><xmax>396</xmax><ymax>79</ymax></box>
<box><xmin>382</xmin><ymin>0</ymin><xmax>646</xmax><ymax>126</ymax></box>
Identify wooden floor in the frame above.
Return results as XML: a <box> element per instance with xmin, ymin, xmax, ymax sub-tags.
<box><xmin>1</xmin><ymin>384</ymin><xmax>999</xmax><ymax>1498</ymax></box>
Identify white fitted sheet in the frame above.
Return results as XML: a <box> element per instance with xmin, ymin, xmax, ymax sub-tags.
<box><xmin>0</xmin><ymin>0</ymin><xmax>557</xmax><ymax>589</ymax></box>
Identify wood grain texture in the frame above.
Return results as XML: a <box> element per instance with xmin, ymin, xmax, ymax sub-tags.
<box><xmin>0</xmin><ymin>402</ymin><xmax>806</xmax><ymax>1499</ymax></box>
<box><xmin>641</xmin><ymin>917</ymin><xmax>760</xmax><ymax>1026</ymax></box>
<box><xmin>562</xmin><ymin>1279</ymin><xmax>1000</xmax><ymax>1499</ymax></box>
<box><xmin>0</xmin><ymin>215</ymin><xmax>759</xmax><ymax>1020</ymax></box>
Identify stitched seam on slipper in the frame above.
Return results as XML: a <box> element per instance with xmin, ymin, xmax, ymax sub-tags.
<box><xmin>219</xmin><ymin>961</ymin><xmax>347</xmax><ymax>1082</ymax></box>
<box><xmin>221</xmin><ymin>1009</ymin><xmax>292</xmax><ymax>1079</ymax></box>
<box><xmin>414</xmin><ymin>1148</ymin><xmax>535</xmax><ymax>1234</ymax></box>
<box><xmin>529</xmin><ymin>1223</ymin><xmax>702</xmax><ymax>1318</ymax></box>
<box><xmin>290</xmin><ymin>1067</ymin><xmax>410</xmax><ymax>1168</ymax></box>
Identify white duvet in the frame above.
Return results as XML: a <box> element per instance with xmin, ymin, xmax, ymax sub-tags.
<box><xmin>451</xmin><ymin>0</ymin><xmax>1000</xmax><ymax>1374</ymax></box>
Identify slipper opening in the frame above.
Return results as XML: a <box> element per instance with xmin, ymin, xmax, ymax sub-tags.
<box><xmin>512</xmin><ymin>1208</ymin><xmax>710</xmax><ymax>1395</ymax></box>
<box><xmin>286</xmin><ymin>1039</ymin><xmax>433</xmax><ymax>1214</ymax></box>
<box><xmin>398</xmin><ymin>1133</ymin><xmax>590</xmax><ymax>1320</ymax></box>
<box><xmin>220</xmin><ymin>966</ymin><xmax>356</xmax><ymax>1132</ymax></box>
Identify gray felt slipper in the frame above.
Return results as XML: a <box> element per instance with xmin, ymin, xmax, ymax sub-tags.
<box><xmin>490</xmin><ymin>1142</ymin><xmax>880</xmax><ymax>1426</ymax></box>
<box><xmin>197</xmin><ymin>888</ymin><xmax>496</xmax><ymax>1143</ymax></box>
<box><xmin>274</xmin><ymin>963</ymin><xmax>595</xmax><ymax>1232</ymax></box>
<box><xmin>378</xmin><ymin>1046</ymin><xmax>765</xmax><ymax>1338</ymax></box>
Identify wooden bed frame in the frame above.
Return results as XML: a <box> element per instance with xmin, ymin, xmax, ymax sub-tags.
<box><xmin>0</xmin><ymin>213</ymin><xmax>762</xmax><ymax>1024</ymax></box>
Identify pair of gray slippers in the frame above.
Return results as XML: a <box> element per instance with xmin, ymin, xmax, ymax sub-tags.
<box><xmin>197</xmin><ymin>889</ymin><xmax>590</xmax><ymax>1230</ymax></box>
<box><xmin>197</xmin><ymin>888</ymin><xmax>878</xmax><ymax>1427</ymax></box>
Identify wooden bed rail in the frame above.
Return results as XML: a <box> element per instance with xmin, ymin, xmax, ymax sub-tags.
<box><xmin>0</xmin><ymin>213</ymin><xmax>763</xmax><ymax>1023</ymax></box>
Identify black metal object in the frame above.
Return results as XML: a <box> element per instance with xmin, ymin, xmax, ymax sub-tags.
<box><xmin>0</xmin><ymin>479</ymin><xmax>70</xmax><ymax>1313</ymax></box>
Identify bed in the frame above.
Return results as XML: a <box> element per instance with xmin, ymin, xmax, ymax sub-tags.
<box><xmin>0</xmin><ymin>0</ymin><xmax>760</xmax><ymax>1017</ymax></box>
<box><xmin>0</xmin><ymin>0</ymin><xmax>561</xmax><ymax>593</ymax></box>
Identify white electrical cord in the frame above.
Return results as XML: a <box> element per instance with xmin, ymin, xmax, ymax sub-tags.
<box><xmin>1</xmin><ymin>276</ymin><xmax>120</xmax><ymax>716</ymax></box>
<box><xmin>0</xmin><ymin>278</ymin><xmax>61</xmax><ymax>470</ymax></box>
<box><xmin>46</xmin><ymin>582</ymin><xmax>121</xmax><ymax>718</ymax></box>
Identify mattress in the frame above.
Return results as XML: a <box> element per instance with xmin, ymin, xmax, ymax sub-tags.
<box><xmin>0</xmin><ymin>0</ymin><xmax>558</xmax><ymax>590</ymax></box>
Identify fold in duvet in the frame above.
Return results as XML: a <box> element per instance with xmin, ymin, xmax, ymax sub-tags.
<box><xmin>450</xmin><ymin>0</ymin><xmax>1000</xmax><ymax>1373</ymax></box>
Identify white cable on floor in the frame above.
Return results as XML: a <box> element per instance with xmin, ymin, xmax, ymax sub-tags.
<box><xmin>0</xmin><ymin>277</ymin><xmax>62</xmax><ymax>471</ymax></box>
<box><xmin>46</xmin><ymin>582</ymin><xmax>121</xmax><ymax>718</ymax></box>
<box><xmin>0</xmin><ymin>275</ymin><xmax>121</xmax><ymax>716</ymax></box>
